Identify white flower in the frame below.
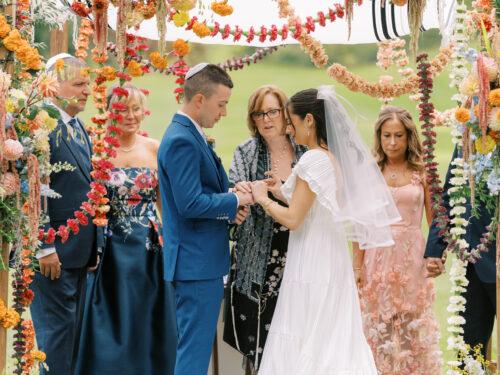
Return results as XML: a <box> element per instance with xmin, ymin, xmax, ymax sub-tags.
<box><xmin>9</xmin><ymin>88</ymin><xmax>27</xmax><ymax>101</ymax></box>
<box><xmin>450</xmin><ymin>227</ymin><xmax>466</xmax><ymax>236</ymax></box>
<box><xmin>450</xmin><ymin>177</ymin><xmax>466</xmax><ymax>186</ymax></box>
<box><xmin>447</xmin><ymin>315</ymin><xmax>466</xmax><ymax>326</ymax></box>
<box><xmin>109</xmin><ymin>170</ymin><xmax>127</xmax><ymax>187</ymax></box>
<box><xmin>450</xmin><ymin>206</ymin><xmax>466</xmax><ymax>216</ymax></box>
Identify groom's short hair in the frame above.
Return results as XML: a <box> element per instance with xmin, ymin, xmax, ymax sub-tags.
<box><xmin>184</xmin><ymin>64</ymin><xmax>233</xmax><ymax>101</ymax></box>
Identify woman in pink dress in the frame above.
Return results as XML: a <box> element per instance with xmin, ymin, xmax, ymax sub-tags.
<box><xmin>353</xmin><ymin>106</ymin><xmax>442</xmax><ymax>374</ymax></box>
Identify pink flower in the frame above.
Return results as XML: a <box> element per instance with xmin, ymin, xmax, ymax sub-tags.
<box><xmin>0</xmin><ymin>172</ymin><xmax>19</xmax><ymax>196</ymax></box>
<box><xmin>3</xmin><ymin>139</ymin><xmax>23</xmax><ymax>160</ymax></box>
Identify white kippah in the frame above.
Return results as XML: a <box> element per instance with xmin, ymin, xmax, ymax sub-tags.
<box><xmin>185</xmin><ymin>62</ymin><xmax>209</xmax><ymax>80</ymax></box>
<box><xmin>46</xmin><ymin>53</ymin><xmax>74</xmax><ymax>71</ymax></box>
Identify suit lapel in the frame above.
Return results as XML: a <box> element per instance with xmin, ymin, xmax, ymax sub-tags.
<box><xmin>174</xmin><ymin>114</ymin><xmax>224</xmax><ymax>191</ymax></box>
<box><xmin>59</xmin><ymin>120</ymin><xmax>92</xmax><ymax>183</ymax></box>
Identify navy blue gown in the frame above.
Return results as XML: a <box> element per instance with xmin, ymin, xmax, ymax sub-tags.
<box><xmin>75</xmin><ymin>167</ymin><xmax>176</xmax><ymax>375</ymax></box>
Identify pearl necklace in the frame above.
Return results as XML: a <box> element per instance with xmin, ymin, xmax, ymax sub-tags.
<box><xmin>120</xmin><ymin>137</ymin><xmax>137</xmax><ymax>153</ymax></box>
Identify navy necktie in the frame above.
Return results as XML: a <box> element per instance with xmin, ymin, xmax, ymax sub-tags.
<box><xmin>68</xmin><ymin>118</ymin><xmax>90</xmax><ymax>158</ymax></box>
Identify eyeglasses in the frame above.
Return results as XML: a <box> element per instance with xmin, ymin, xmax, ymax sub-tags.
<box><xmin>251</xmin><ymin>108</ymin><xmax>282</xmax><ymax>122</ymax></box>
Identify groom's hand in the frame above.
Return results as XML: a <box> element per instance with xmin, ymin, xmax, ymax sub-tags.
<box><xmin>234</xmin><ymin>206</ymin><xmax>249</xmax><ymax>225</ymax></box>
<box><xmin>235</xmin><ymin>190</ymin><xmax>254</xmax><ymax>206</ymax></box>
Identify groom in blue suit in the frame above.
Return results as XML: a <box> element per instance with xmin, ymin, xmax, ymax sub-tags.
<box><xmin>158</xmin><ymin>63</ymin><xmax>252</xmax><ymax>375</ymax></box>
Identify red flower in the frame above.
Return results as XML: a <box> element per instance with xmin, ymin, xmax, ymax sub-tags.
<box><xmin>113</xmin><ymin>87</ymin><xmax>129</xmax><ymax>97</ymax></box>
<box><xmin>67</xmin><ymin>219</ymin><xmax>80</xmax><ymax>234</ymax></box>
<box><xmin>318</xmin><ymin>11</ymin><xmax>326</xmax><ymax>26</ymax></box>
<box><xmin>269</xmin><ymin>25</ymin><xmax>278</xmax><ymax>41</ymax></box>
<box><xmin>259</xmin><ymin>26</ymin><xmax>267</xmax><ymax>42</ymax></box>
<box><xmin>247</xmin><ymin>26</ymin><xmax>255</xmax><ymax>43</ymax></box>
<box><xmin>211</xmin><ymin>21</ymin><xmax>220</xmax><ymax>36</ymax></box>
<box><xmin>136</xmin><ymin>44</ymin><xmax>149</xmax><ymax>51</ymax></box>
<box><xmin>91</xmin><ymin>182</ymin><xmax>107</xmax><ymax>195</ymax></box>
<box><xmin>94</xmin><ymin>158</ymin><xmax>115</xmax><ymax>171</ymax></box>
<box><xmin>111</xmin><ymin>102</ymin><xmax>128</xmax><ymax>111</ymax></box>
<box><xmin>38</xmin><ymin>229</ymin><xmax>44</xmax><ymax>241</ymax></box>
<box><xmin>116</xmin><ymin>72</ymin><xmax>132</xmax><ymax>81</ymax></box>
<box><xmin>222</xmin><ymin>24</ymin><xmax>231</xmax><ymax>39</ymax></box>
<box><xmin>107</xmin><ymin>125</ymin><xmax>123</xmax><ymax>135</ymax></box>
<box><xmin>74</xmin><ymin>210</ymin><xmax>89</xmax><ymax>226</ymax></box>
<box><xmin>104</xmin><ymin>136</ymin><xmax>121</xmax><ymax>148</ymax></box>
<box><xmin>71</xmin><ymin>1</ymin><xmax>91</xmax><ymax>17</ymax></box>
<box><xmin>126</xmin><ymin>33</ymin><xmax>136</xmax><ymax>43</ymax></box>
<box><xmin>20</xmin><ymin>289</ymin><xmax>34</xmax><ymax>306</ymax></box>
<box><xmin>140</xmin><ymin>88</ymin><xmax>150</xmax><ymax>96</ymax></box>
<box><xmin>134</xmin><ymin>173</ymin><xmax>151</xmax><ymax>189</ymax></box>
<box><xmin>141</xmin><ymin>65</ymin><xmax>150</xmax><ymax>74</ymax></box>
<box><xmin>186</xmin><ymin>16</ymin><xmax>198</xmax><ymax>30</ymax></box>
<box><xmin>91</xmin><ymin>169</ymin><xmax>111</xmax><ymax>181</ymax></box>
<box><xmin>233</xmin><ymin>26</ymin><xmax>243</xmax><ymax>41</ymax></box>
<box><xmin>45</xmin><ymin>228</ymin><xmax>56</xmax><ymax>244</ymax></box>
<box><xmin>108</xmin><ymin>112</ymin><xmax>124</xmax><ymax>123</ymax></box>
<box><xmin>81</xmin><ymin>202</ymin><xmax>96</xmax><ymax>216</ymax></box>
<box><xmin>328</xmin><ymin>8</ymin><xmax>337</xmax><ymax>21</ymax></box>
<box><xmin>126</xmin><ymin>47</ymin><xmax>137</xmax><ymax>57</ymax></box>
<box><xmin>127</xmin><ymin>193</ymin><xmax>142</xmax><ymax>206</ymax></box>
<box><xmin>91</xmin><ymin>116</ymin><xmax>107</xmax><ymax>125</ymax></box>
<box><xmin>281</xmin><ymin>24</ymin><xmax>289</xmax><ymax>40</ymax></box>
<box><xmin>335</xmin><ymin>4</ymin><xmax>344</xmax><ymax>18</ymax></box>
<box><xmin>293</xmin><ymin>21</ymin><xmax>302</xmax><ymax>39</ymax></box>
<box><xmin>305</xmin><ymin>16</ymin><xmax>315</xmax><ymax>33</ymax></box>
<box><xmin>58</xmin><ymin>225</ymin><xmax>69</xmax><ymax>243</ymax></box>
<box><xmin>104</xmin><ymin>147</ymin><xmax>117</xmax><ymax>158</ymax></box>
<box><xmin>87</xmin><ymin>191</ymin><xmax>103</xmax><ymax>203</ymax></box>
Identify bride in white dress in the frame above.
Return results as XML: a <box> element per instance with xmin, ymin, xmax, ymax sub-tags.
<box><xmin>251</xmin><ymin>87</ymin><xmax>401</xmax><ymax>375</ymax></box>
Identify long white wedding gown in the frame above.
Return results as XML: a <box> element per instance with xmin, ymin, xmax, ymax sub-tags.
<box><xmin>258</xmin><ymin>150</ymin><xmax>378</xmax><ymax>375</ymax></box>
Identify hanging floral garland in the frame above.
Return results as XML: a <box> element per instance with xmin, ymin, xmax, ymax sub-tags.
<box><xmin>327</xmin><ymin>45</ymin><xmax>452</xmax><ymax>99</ymax></box>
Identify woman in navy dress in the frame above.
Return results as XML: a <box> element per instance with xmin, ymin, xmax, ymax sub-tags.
<box><xmin>75</xmin><ymin>84</ymin><xmax>176</xmax><ymax>375</ymax></box>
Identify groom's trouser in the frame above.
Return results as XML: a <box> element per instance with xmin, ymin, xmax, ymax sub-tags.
<box><xmin>173</xmin><ymin>278</ymin><xmax>224</xmax><ymax>375</ymax></box>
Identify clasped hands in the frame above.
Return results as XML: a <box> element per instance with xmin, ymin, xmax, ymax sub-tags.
<box><xmin>232</xmin><ymin>171</ymin><xmax>284</xmax><ymax>224</ymax></box>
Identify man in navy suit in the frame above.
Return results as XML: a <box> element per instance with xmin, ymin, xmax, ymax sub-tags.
<box><xmin>425</xmin><ymin>147</ymin><xmax>496</xmax><ymax>358</ymax></box>
<box><xmin>30</xmin><ymin>54</ymin><xmax>104</xmax><ymax>374</ymax></box>
<box><xmin>158</xmin><ymin>63</ymin><xmax>252</xmax><ymax>375</ymax></box>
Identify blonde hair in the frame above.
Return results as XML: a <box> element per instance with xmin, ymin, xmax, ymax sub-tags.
<box><xmin>247</xmin><ymin>85</ymin><xmax>288</xmax><ymax>137</ymax></box>
<box><xmin>373</xmin><ymin>106</ymin><xmax>424</xmax><ymax>172</ymax></box>
<box><xmin>106</xmin><ymin>83</ymin><xmax>147</xmax><ymax>109</ymax></box>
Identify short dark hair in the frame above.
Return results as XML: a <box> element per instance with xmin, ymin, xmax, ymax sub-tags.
<box><xmin>184</xmin><ymin>64</ymin><xmax>233</xmax><ymax>101</ymax></box>
<box><xmin>287</xmin><ymin>88</ymin><xmax>327</xmax><ymax>147</ymax></box>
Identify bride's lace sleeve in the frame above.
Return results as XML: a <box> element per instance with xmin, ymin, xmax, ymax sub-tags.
<box><xmin>280</xmin><ymin>150</ymin><xmax>340</xmax><ymax>214</ymax></box>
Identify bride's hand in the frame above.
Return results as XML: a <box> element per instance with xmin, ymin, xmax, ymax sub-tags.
<box><xmin>252</xmin><ymin>181</ymin><xmax>269</xmax><ymax>204</ymax></box>
<box><xmin>264</xmin><ymin>171</ymin><xmax>285</xmax><ymax>201</ymax></box>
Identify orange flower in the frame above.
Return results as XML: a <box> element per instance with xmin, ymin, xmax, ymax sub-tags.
<box><xmin>99</xmin><ymin>66</ymin><xmax>116</xmax><ymax>81</ymax></box>
<box><xmin>0</xmin><ymin>15</ymin><xmax>11</xmax><ymax>38</ymax></box>
<box><xmin>93</xmin><ymin>217</ymin><xmax>108</xmax><ymax>227</ymax></box>
<box><xmin>38</xmin><ymin>73</ymin><xmax>59</xmax><ymax>97</ymax></box>
<box><xmin>127</xmin><ymin>60</ymin><xmax>143</xmax><ymax>77</ymax></box>
<box><xmin>211</xmin><ymin>0</ymin><xmax>233</xmax><ymax>16</ymax></box>
<box><xmin>54</xmin><ymin>59</ymin><xmax>65</xmax><ymax>73</ymax></box>
<box><xmin>172</xmin><ymin>39</ymin><xmax>190</xmax><ymax>57</ymax></box>
<box><xmin>192</xmin><ymin>21</ymin><xmax>211</xmax><ymax>38</ymax></box>
<box><xmin>31</xmin><ymin>350</ymin><xmax>46</xmax><ymax>362</ymax></box>
<box><xmin>149</xmin><ymin>51</ymin><xmax>168</xmax><ymax>70</ymax></box>
<box><xmin>3</xmin><ymin>29</ymin><xmax>24</xmax><ymax>51</ymax></box>
<box><xmin>489</xmin><ymin>89</ymin><xmax>500</xmax><ymax>107</ymax></box>
<box><xmin>455</xmin><ymin>107</ymin><xmax>470</xmax><ymax>123</ymax></box>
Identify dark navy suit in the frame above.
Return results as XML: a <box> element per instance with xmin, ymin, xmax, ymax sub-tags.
<box><xmin>158</xmin><ymin>113</ymin><xmax>237</xmax><ymax>375</ymax></box>
<box><xmin>30</xmin><ymin>116</ymin><xmax>104</xmax><ymax>375</ymax></box>
<box><xmin>425</xmin><ymin>147</ymin><xmax>496</xmax><ymax>357</ymax></box>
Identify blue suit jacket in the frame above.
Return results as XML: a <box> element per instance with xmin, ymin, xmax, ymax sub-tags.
<box><xmin>40</xmin><ymin>118</ymin><xmax>104</xmax><ymax>269</ymax></box>
<box><xmin>424</xmin><ymin>147</ymin><xmax>496</xmax><ymax>283</ymax></box>
<box><xmin>158</xmin><ymin>113</ymin><xmax>238</xmax><ymax>281</ymax></box>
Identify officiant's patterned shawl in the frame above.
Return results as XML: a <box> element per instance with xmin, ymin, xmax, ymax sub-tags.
<box><xmin>229</xmin><ymin>136</ymin><xmax>306</xmax><ymax>299</ymax></box>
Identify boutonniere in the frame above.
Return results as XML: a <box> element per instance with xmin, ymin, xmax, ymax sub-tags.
<box><xmin>206</xmin><ymin>135</ymin><xmax>216</xmax><ymax>149</ymax></box>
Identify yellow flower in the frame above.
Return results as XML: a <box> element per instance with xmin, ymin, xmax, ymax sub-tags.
<box><xmin>172</xmin><ymin>39</ymin><xmax>190</xmax><ymax>57</ymax></box>
<box><xmin>475</xmin><ymin>135</ymin><xmax>496</xmax><ymax>154</ymax></box>
<box><xmin>170</xmin><ymin>0</ymin><xmax>196</xmax><ymax>12</ymax></box>
<box><xmin>3</xmin><ymin>29</ymin><xmax>24</xmax><ymax>52</ymax></box>
<box><xmin>1</xmin><ymin>308</ymin><xmax>20</xmax><ymax>329</ymax></box>
<box><xmin>31</xmin><ymin>350</ymin><xmax>46</xmax><ymax>362</ymax></box>
<box><xmin>5</xmin><ymin>99</ymin><xmax>16</xmax><ymax>113</ymax></box>
<box><xmin>0</xmin><ymin>15</ymin><xmax>11</xmax><ymax>38</ymax></box>
<box><xmin>44</xmin><ymin>116</ymin><xmax>57</xmax><ymax>132</ymax></box>
<box><xmin>173</xmin><ymin>11</ymin><xmax>190</xmax><ymax>27</ymax></box>
<box><xmin>126</xmin><ymin>60</ymin><xmax>143</xmax><ymax>77</ymax></box>
<box><xmin>489</xmin><ymin>89</ymin><xmax>500</xmax><ymax>107</ymax></box>
<box><xmin>455</xmin><ymin>107</ymin><xmax>470</xmax><ymax>123</ymax></box>
<box><xmin>192</xmin><ymin>21</ymin><xmax>211</xmax><ymax>38</ymax></box>
<box><xmin>149</xmin><ymin>51</ymin><xmax>168</xmax><ymax>70</ymax></box>
<box><xmin>54</xmin><ymin>59</ymin><xmax>65</xmax><ymax>74</ymax></box>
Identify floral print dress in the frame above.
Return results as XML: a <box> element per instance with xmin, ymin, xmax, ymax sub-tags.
<box><xmin>75</xmin><ymin>167</ymin><xmax>177</xmax><ymax>375</ymax></box>
<box><xmin>360</xmin><ymin>172</ymin><xmax>442</xmax><ymax>375</ymax></box>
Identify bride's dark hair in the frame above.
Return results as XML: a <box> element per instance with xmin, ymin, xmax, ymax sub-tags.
<box><xmin>287</xmin><ymin>88</ymin><xmax>328</xmax><ymax>148</ymax></box>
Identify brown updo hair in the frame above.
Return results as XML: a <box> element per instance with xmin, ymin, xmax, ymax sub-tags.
<box><xmin>373</xmin><ymin>106</ymin><xmax>424</xmax><ymax>172</ymax></box>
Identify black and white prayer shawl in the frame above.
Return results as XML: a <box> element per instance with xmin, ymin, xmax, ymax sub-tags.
<box><xmin>106</xmin><ymin>0</ymin><xmax>456</xmax><ymax>46</ymax></box>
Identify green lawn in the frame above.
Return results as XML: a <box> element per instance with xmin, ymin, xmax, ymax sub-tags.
<box><xmin>76</xmin><ymin>49</ymin><xmax>488</xmax><ymax>372</ymax></box>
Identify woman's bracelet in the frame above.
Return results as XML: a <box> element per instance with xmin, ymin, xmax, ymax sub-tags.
<box><xmin>261</xmin><ymin>198</ymin><xmax>276</xmax><ymax>215</ymax></box>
